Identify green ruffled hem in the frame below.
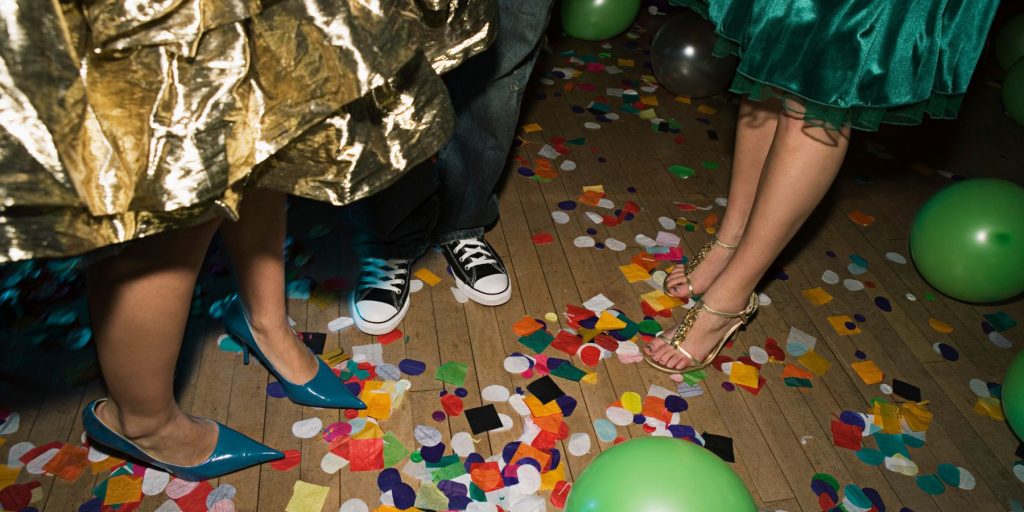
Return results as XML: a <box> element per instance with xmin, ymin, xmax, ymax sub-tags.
<box><xmin>671</xmin><ymin>0</ymin><xmax>966</xmax><ymax>132</ymax></box>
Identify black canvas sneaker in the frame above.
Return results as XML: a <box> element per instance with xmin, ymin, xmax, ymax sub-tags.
<box><xmin>350</xmin><ymin>258</ymin><xmax>412</xmax><ymax>335</ymax></box>
<box><xmin>441</xmin><ymin>237</ymin><xmax>511</xmax><ymax>306</ymax></box>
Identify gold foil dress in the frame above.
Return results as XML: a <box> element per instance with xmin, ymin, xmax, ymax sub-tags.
<box><xmin>0</xmin><ymin>0</ymin><xmax>495</xmax><ymax>262</ymax></box>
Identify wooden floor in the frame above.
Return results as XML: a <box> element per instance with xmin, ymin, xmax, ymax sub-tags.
<box><xmin>4</xmin><ymin>11</ymin><xmax>1024</xmax><ymax>512</ymax></box>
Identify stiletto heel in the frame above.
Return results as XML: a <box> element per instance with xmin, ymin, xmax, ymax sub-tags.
<box><xmin>82</xmin><ymin>399</ymin><xmax>282</xmax><ymax>481</ymax></box>
<box><xmin>223</xmin><ymin>296</ymin><xmax>366</xmax><ymax>409</ymax></box>
<box><xmin>242</xmin><ymin>345</ymin><xmax>250</xmax><ymax>365</ymax></box>
<box><xmin>644</xmin><ymin>292</ymin><xmax>759</xmax><ymax>374</ymax></box>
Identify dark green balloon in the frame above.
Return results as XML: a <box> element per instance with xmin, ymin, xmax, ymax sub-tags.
<box><xmin>996</xmin><ymin>14</ymin><xmax>1024</xmax><ymax>70</ymax></box>
<box><xmin>561</xmin><ymin>0</ymin><xmax>641</xmax><ymax>41</ymax></box>
<box><xmin>1004</xmin><ymin>59</ymin><xmax>1024</xmax><ymax>127</ymax></box>
<box><xmin>565</xmin><ymin>437</ymin><xmax>756</xmax><ymax>512</ymax></box>
<box><xmin>910</xmin><ymin>179</ymin><xmax>1024</xmax><ymax>303</ymax></box>
<box><xmin>1004</xmin><ymin>351</ymin><xmax>1024</xmax><ymax>440</ymax></box>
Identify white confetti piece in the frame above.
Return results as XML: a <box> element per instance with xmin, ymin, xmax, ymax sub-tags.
<box><xmin>568</xmin><ymin>432</ymin><xmax>592</xmax><ymax>456</ymax></box>
<box><xmin>786</xmin><ymin>326</ymin><xmax>817</xmax><ymax>356</ymax></box>
<box><xmin>209</xmin><ymin>500</ymin><xmax>235</xmax><ymax>512</ymax></box>
<box><xmin>451</xmin><ymin>432</ymin><xmax>475</xmax><ymax>457</ymax></box>
<box><xmin>467</xmin><ymin>503</ymin><xmax>499</xmax><ymax>512</ymax></box>
<box><xmin>646</xmin><ymin>384</ymin><xmax>674</xmax><ymax>399</ymax></box>
<box><xmin>537</xmin><ymin>144</ymin><xmax>559</xmax><ymax>159</ymax></box>
<box><xmin>142</xmin><ymin>468</ymin><xmax>170</xmax><ymax>495</ymax></box>
<box><xmin>885</xmin><ymin>252</ymin><xmax>907</xmax><ymax>264</ymax></box>
<box><xmin>757</xmin><ymin>292</ymin><xmax>772</xmax><ymax>306</ymax></box>
<box><xmin>504</xmin><ymin>355</ymin><xmax>532</xmax><ymax>374</ymax></box>
<box><xmin>584</xmin><ymin>122</ymin><xmax>601</xmax><ymax>130</ymax></box>
<box><xmin>677</xmin><ymin>382</ymin><xmax>704</xmax><ymax>398</ymax></box>
<box><xmin>574</xmin><ymin>235</ymin><xmax>596</xmax><ymax>248</ymax></box>
<box><xmin>821</xmin><ymin>270</ymin><xmax>840</xmax><ymax>285</ymax></box>
<box><xmin>989</xmin><ymin>331</ymin><xmax>1013</xmax><ymax>348</ymax></box>
<box><xmin>749</xmin><ymin>346</ymin><xmax>769</xmax><ymax>365</ymax></box>
<box><xmin>884</xmin><ymin>454</ymin><xmax>918</xmax><ymax>476</ymax></box>
<box><xmin>165</xmin><ymin>478</ymin><xmax>199</xmax><ymax>499</ymax></box>
<box><xmin>1015</xmin><ymin>463</ymin><xmax>1024</xmax><ymax>483</ymax></box>
<box><xmin>154</xmin><ymin>500</ymin><xmax>183</xmax><ymax>512</ymax></box>
<box><xmin>375</xmin><ymin>363</ymin><xmax>402</xmax><ymax>381</ymax></box>
<box><xmin>509</xmin><ymin>494</ymin><xmax>546</xmax><ymax>512</ymax></box>
<box><xmin>597</xmin><ymin>198</ymin><xmax>614</xmax><ymax>209</ymax></box>
<box><xmin>292</xmin><ymin>417</ymin><xmax>323</xmax><ymax>439</ymax></box>
<box><xmin>451</xmin><ymin>287</ymin><xmax>469</xmax><ymax>304</ymax></box>
<box><xmin>604</xmin><ymin>112</ymin><xmax>621</xmax><ymax>120</ymax></box>
<box><xmin>0</xmin><ymin>414</ymin><xmax>18</xmax><ymax>436</ymax></box>
<box><xmin>482</xmin><ymin>385</ymin><xmax>511</xmax><ymax>402</ymax></box>
<box><xmin>584</xmin><ymin>211</ymin><xmax>603</xmax><ymax>224</ymax></box>
<box><xmin>843</xmin><ymin>279</ymin><xmax>865</xmax><ymax>291</ymax></box>
<box><xmin>560</xmin><ymin>160</ymin><xmax>577</xmax><ymax>171</ymax></box>
<box><xmin>658</xmin><ymin>216</ymin><xmax>676</xmax><ymax>230</ymax></box>
<box><xmin>551</xmin><ymin>211</ymin><xmax>570</xmax><ymax>224</ymax></box>
<box><xmin>635</xmin><ymin>234</ymin><xmax>657</xmax><ymax>247</ymax></box>
<box><xmin>714</xmin><ymin>197</ymin><xmax>728</xmax><ymax>207</ymax></box>
<box><xmin>351</xmin><ymin>343</ymin><xmax>384</xmax><ymax>366</ymax></box>
<box><xmin>605</xmin><ymin>238</ymin><xmax>627</xmax><ymax>251</ymax></box>
<box><xmin>495</xmin><ymin>413</ymin><xmax>514</xmax><ymax>432</ymax></box>
<box><xmin>606</xmin><ymin>406</ymin><xmax>633</xmax><ymax>426</ymax></box>
<box><xmin>906</xmin><ymin>293</ymin><xmax>917</xmax><ymax>301</ymax></box>
<box><xmin>380</xmin><ymin>491</ymin><xmax>394</xmax><ymax>507</ymax></box>
<box><xmin>969</xmin><ymin>378</ymin><xmax>990</xmax><ymax>398</ymax></box>
<box><xmin>880</xmin><ymin>383</ymin><xmax>893</xmax><ymax>394</ymax></box>
<box><xmin>583</xmin><ymin>293</ymin><xmax>614</xmax><ymax>312</ymax></box>
<box><xmin>956</xmin><ymin>467</ymin><xmax>976</xmax><ymax>490</ymax></box>
<box><xmin>516</xmin><ymin>465</ymin><xmax>542</xmax><ymax>494</ymax></box>
<box><xmin>655</xmin><ymin>231</ymin><xmax>681</xmax><ymax>247</ymax></box>
<box><xmin>25</xmin><ymin>447</ymin><xmax>58</xmax><ymax>474</ymax></box>
<box><xmin>409</xmin><ymin>279</ymin><xmax>424</xmax><ymax>293</ymax></box>
<box><xmin>327</xmin><ymin>316</ymin><xmax>354</xmax><ymax>332</ymax></box>
<box><xmin>340</xmin><ymin>498</ymin><xmax>369</xmax><ymax>512</ymax></box>
<box><xmin>508</xmin><ymin>394</ymin><xmax>532</xmax><ymax>416</ymax></box>
<box><xmin>640</xmin><ymin>85</ymin><xmax>658</xmax><ymax>93</ymax></box>
<box><xmin>206</xmin><ymin>484</ymin><xmax>236</xmax><ymax>509</ymax></box>
<box><xmin>848</xmin><ymin>263</ymin><xmax>868</xmax><ymax>275</ymax></box>
<box><xmin>87</xmin><ymin>445</ymin><xmax>109</xmax><ymax>463</ymax></box>
<box><xmin>321</xmin><ymin>452</ymin><xmax>348</xmax><ymax>474</ymax></box>
<box><xmin>414</xmin><ymin>425</ymin><xmax>443</xmax><ymax>446</ymax></box>
<box><xmin>538</xmin><ymin>78</ymin><xmax>554</xmax><ymax>85</ymax></box>
<box><xmin>216</xmin><ymin>334</ymin><xmax>241</xmax><ymax>352</ymax></box>
<box><xmin>606</xmin><ymin>88</ymin><xmax>623</xmax><ymax>97</ymax></box>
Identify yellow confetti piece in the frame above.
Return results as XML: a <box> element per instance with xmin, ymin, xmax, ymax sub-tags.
<box><xmin>353</xmin><ymin>421</ymin><xmax>385</xmax><ymax>439</ymax></box>
<box><xmin>91</xmin><ymin>455</ymin><xmax>124</xmax><ymax>475</ymax></box>
<box><xmin>621</xmin><ymin>392</ymin><xmax>643</xmax><ymax>413</ymax></box>
<box><xmin>582</xmin><ymin>184</ymin><xmax>605</xmax><ymax>194</ymax></box>
<box><xmin>802</xmin><ymin>287</ymin><xmax>834</xmax><ymax>306</ymax></box>
<box><xmin>797</xmin><ymin>350</ymin><xmax>832</xmax><ymax>376</ymax></box>
<box><xmin>729</xmin><ymin>362</ymin><xmax>759</xmax><ymax>388</ymax></box>
<box><xmin>414</xmin><ymin>268</ymin><xmax>441</xmax><ymax>287</ymax></box>
<box><xmin>617</xmin><ymin>58</ymin><xmax>635</xmax><ymax>67</ymax></box>
<box><xmin>696</xmin><ymin>104</ymin><xmax>717</xmax><ymax>115</ymax></box>
<box><xmin>900</xmin><ymin>402</ymin><xmax>933</xmax><ymax>432</ymax></box>
<box><xmin>640</xmin><ymin>95</ymin><xmax>659</xmax><ymax>106</ymax></box>
<box><xmin>850</xmin><ymin>360</ymin><xmax>884</xmax><ymax>385</ymax></box>
<box><xmin>0</xmin><ymin>465</ymin><xmax>19</xmax><ymax>490</ymax></box>
<box><xmin>638</xmin><ymin>108</ymin><xmax>658</xmax><ymax>120</ymax></box>
<box><xmin>595</xmin><ymin>311</ymin><xmax>627</xmax><ymax>331</ymax></box>
<box><xmin>577</xmin><ymin>327</ymin><xmax>600</xmax><ymax>343</ymax></box>
<box><xmin>641</xmin><ymin>74</ymin><xmax>658</xmax><ymax>83</ymax></box>
<box><xmin>521</xmin><ymin>122</ymin><xmax>543</xmax><ymax>133</ymax></box>
<box><xmin>619</xmin><ymin>263</ymin><xmax>651</xmax><ymax>283</ymax></box>
<box><xmin>287</xmin><ymin>481</ymin><xmax>330</xmax><ymax>512</ymax></box>
<box><xmin>675</xmin><ymin>96</ymin><xmax>692</xmax><ymax>104</ymax></box>
<box><xmin>827</xmin><ymin>315</ymin><xmax>862</xmax><ymax>335</ymax></box>
<box><xmin>582</xmin><ymin>372</ymin><xmax>599</xmax><ymax>384</ymax></box>
<box><xmin>928</xmin><ymin>318</ymin><xmax>954</xmax><ymax>334</ymax></box>
<box><xmin>103</xmin><ymin>475</ymin><xmax>143</xmax><ymax>506</ymax></box>
<box><xmin>374</xmin><ymin>506</ymin><xmax>407</xmax><ymax>512</ymax></box>
<box><xmin>974</xmin><ymin>397</ymin><xmax>1004</xmax><ymax>420</ymax></box>
<box><xmin>871</xmin><ymin>401</ymin><xmax>902</xmax><ymax>434</ymax></box>
<box><xmin>544</xmin><ymin>312</ymin><xmax>558</xmax><ymax>323</ymax></box>
<box><xmin>640</xmin><ymin>290</ymin><xmax>668</xmax><ymax>311</ymax></box>
<box><xmin>541</xmin><ymin>459</ymin><xmax>566</xmax><ymax>490</ymax></box>
<box><xmin>363</xmin><ymin>391</ymin><xmax>393</xmax><ymax>421</ymax></box>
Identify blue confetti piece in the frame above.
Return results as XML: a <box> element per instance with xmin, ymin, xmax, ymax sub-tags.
<box><xmin>285</xmin><ymin>278</ymin><xmax>311</xmax><ymax>299</ymax></box>
<box><xmin>399</xmin><ymin>359</ymin><xmax>427</xmax><ymax>376</ymax></box>
<box><xmin>377</xmin><ymin>468</ymin><xmax>402</xmax><ymax>492</ymax></box>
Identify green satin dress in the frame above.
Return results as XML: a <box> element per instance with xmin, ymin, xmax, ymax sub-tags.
<box><xmin>672</xmin><ymin>0</ymin><xmax>1001</xmax><ymax>130</ymax></box>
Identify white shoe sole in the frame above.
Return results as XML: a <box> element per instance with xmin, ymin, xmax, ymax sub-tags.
<box><xmin>453</xmin><ymin>276</ymin><xmax>512</xmax><ymax>306</ymax></box>
<box><xmin>349</xmin><ymin>294</ymin><xmax>410</xmax><ymax>335</ymax></box>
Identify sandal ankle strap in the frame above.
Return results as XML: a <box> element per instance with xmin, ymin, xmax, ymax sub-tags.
<box><xmin>700</xmin><ymin>292</ymin><xmax>759</xmax><ymax>323</ymax></box>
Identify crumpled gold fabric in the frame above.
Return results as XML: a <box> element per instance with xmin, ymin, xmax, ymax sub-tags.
<box><xmin>0</xmin><ymin>0</ymin><xmax>496</xmax><ymax>262</ymax></box>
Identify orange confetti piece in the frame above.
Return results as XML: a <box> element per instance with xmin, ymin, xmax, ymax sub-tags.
<box><xmin>928</xmin><ymin>318</ymin><xmax>954</xmax><ymax>334</ymax></box>
<box><xmin>512</xmin><ymin>316</ymin><xmax>544</xmax><ymax>337</ymax></box>
<box><xmin>848</xmin><ymin>209</ymin><xmax>876</xmax><ymax>227</ymax></box>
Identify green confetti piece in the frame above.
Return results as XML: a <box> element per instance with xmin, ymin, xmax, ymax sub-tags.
<box><xmin>382</xmin><ymin>432</ymin><xmax>409</xmax><ymax>467</ymax></box>
<box><xmin>783</xmin><ymin>377</ymin><xmax>814</xmax><ymax>388</ymax></box>
<box><xmin>410</xmin><ymin>451</ymin><xmax>423</xmax><ymax>463</ymax></box>
<box><xmin>435</xmin><ymin>361</ymin><xmax>468</xmax><ymax>386</ymax></box>
<box><xmin>874</xmin><ymin>433</ymin><xmax>910</xmax><ymax>458</ymax></box>
<box><xmin>842</xmin><ymin>484</ymin><xmax>872</xmax><ymax>509</ymax></box>
<box><xmin>519</xmin><ymin>330</ymin><xmax>554</xmax><ymax>354</ymax></box>
<box><xmin>414</xmin><ymin>483</ymin><xmax>450</xmax><ymax>511</ymax></box>
<box><xmin>550</xmin><ymin>361</ymin><xmax>587</xmax><ymax>381</ymax></box>
<box><xmin>432</xmin><ymin>460</ymin><xmax>467</xmax><ymax>483</ymax></box>
<box><xmin>425</xmin><ymin>454</ymin><xmax>461</xmax><ymax>469</ymax></box>
<box><xmin>702</xmin><ymin>161</ymin><xmax>719</xmax><ymax>170</ymax></box>
<box><xmin>637</xmin><ymin>319</ymin><xmax>662</xmax><ymax>336</ymax></box>
<box><xmin>810</xmin><ymin>473</ymin><xmax>840</xmax><ymax>493</ymax></box>
<box><xmin>916</xmin><ymin>474</ymin><xmax>945</xmax><ymax>495</ymax></box>
<box><xmin>683</xmin><ymin>369</ymin><xmax>707</xmax><ymax>385</ymax></box>
<box><xmin>855</xmin><ymin>447</ymin><xmax>884</xmax><ymax>466</ymax></box>
<box><xmin>588</xmin><ymin>102</ymin><xmax>611</xmax><ymax>113</ymax></box>
<box><xmin>623</xmin><ymin>105</ymin><xmax>641</xmax><ymax>114</ymax></box>
<box><xmin>469</xmin><ymin>483</ymin><xmax>486</xmax><ymax>502</ymax></box>
<box><xmin>984</xmin><ymin>312</ymin><xmax>1017</xmax><ymax>331</ymax></box>
<box><xmin>902</xmin><ymin>432</ymin><xmax>926</xmax><ymax>449</ymax></box>
<box><xmin>567</xmin><ymin>137</ymin><xmax>587</xmax><ymax>145</ymax></box>
<box><xmin>668</xmin><ymin>165</ymin><xmax>696</xmax><ymax>179</ymax></box>
<box><xmin>937</xmin><ymin>463</ymin><xmax>961</xmax><ymax>487</ymax></box>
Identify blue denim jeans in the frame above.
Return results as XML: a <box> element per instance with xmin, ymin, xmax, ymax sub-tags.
<box><xmin>347</xmin><ymin>0</ymin><xmax>554</xmax><ymax>259</ymax></box>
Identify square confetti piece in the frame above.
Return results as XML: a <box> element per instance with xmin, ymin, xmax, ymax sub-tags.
<box><xmin>619</xmin><ymin>263</ymin><xmax>651</xmax><ymax>283</ymax></box>
<box><xmin>827</xmin><ymin>315</ymin><xmax>862</xmax><ymax>335</ymax></box>
<box><xmin>797</xmin><ymin>350</ymin><xmax>832</xmax><ymax>376</ymax></box>
<box><xmin>42</xmin><ymin>444</ymin><xmax>89</xmax><ymax>482</ymax></box>
<box><xmin>851</xmin><ymin>360</ymin><xmax>884</xmax><ymax>385</ymax></box>
<box><xmin>512</xmin><ymin>316</ymin><xmax>544</xmax><ymax>336</ymax></box>
<box><xmin>521</xmin><ymin>122</ymin><xmax>543</xmax><ymax>133</ymax></box>
<box><xmin>103</xmin><ymin>475</ymin><xmax>143</xmax><ymax>505</ymax></box>
<box><xmin>465</xmin><ymin>405</ymin><xmax>503</xmax><ymax>434</ymax></box>
<box><xmin>802</xmin><ymin>287</ymin><xmax>834</xmax><ymax>306</ymax></box>
<box><xmin>729</xmin><ymin>362</ymin><xmax>759</xmax><ymax>388</ymax></box>
<box><xmin>551</xmin><ymin>330</ymin><xmax>583</xmax><ymax>356</ymax></box>
<box><xmin>435</xmin><ymin>361</ymin><xmax>468</xmax><ymax>386</ymax></box>
<box><xmin>285</xmin><ymin>481</ymin><xmax>330</xmax><ymax>512</ymax></box>
<box><xmin>519</xmin><ymin>329</ymin><xmax>555</xmax><ymax>353</ymax></box>
<box><xmin>831</xmin><ymin>420</ymin><xmax>862</xmax><ymax>450</ymax></box>
<box><xmin>413</xmin><ymin>268</ymin><xmax>441</xmax><ymax>287</ymax></box>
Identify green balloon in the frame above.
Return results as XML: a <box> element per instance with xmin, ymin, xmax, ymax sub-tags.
<box><xmin>565</xmin><ymin>437</ymin><xmax>756</xmax><ymax>512</ymax></box>
<box><xmin>996</xmin><ymin>14</ymin><xmax>1024</xmax><ymax>70</ymax></box>
<box><xmin>1004</xmin><ymin>59</ymin><xmax>1024</xmax><ymax>127</ymax></box>
<box><xmin>910</xmin><ymin>179</ymin><xmax>1024</xmax><ymax>303</ymax></box>
<box><xmin>561</xmin><ymin>0</ymin><xmax>641</xmax><ymax>41</ymax></box>
<box><xmin>1004</xmin><ymin>351</ymin><xmax>1024</xmax><ymax>440</ymax></box>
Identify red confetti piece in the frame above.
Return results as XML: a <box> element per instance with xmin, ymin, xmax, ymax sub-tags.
<box><xmin>173</xmin><ymin>481</ymin><xmax>213</xmax><ymax>512</ymax></box>
<box><xmin>378</xmin><ymin>329</ymin><xmax>403</xmax><ymax>345</ymax></box>
<box><xmin>551</xmin><ymin>481</ymin><xmax>571</xmax><ymax>509</ymax></box>
<box><xmin>532</xmin><ymin>232</ymin><xmax>555</xmax><ymax>245</ymax></box>
<box><xmin>440</xmin><ymin>394</ymin><xmax>464</xmax><ymax>417</ymax></box>
<box><xmin>765</xmin><ymin>338</ymin><xmax>786</xmax><ymax>362</ymax></box>
<box><xmin>580</xmin><ymin>345</ymin><xmax>602</xmax><ymax>367</ymax></box>
<box><xmin>270</xmin><ymin>449</ymin><xmax>301</xmax><ymax>471</ymax></box>
<box><xmin>831</xmin><ymin>420</ymin><xmax>863</xmax><ymax>451</ymax></box>
<box><xmin>594</xmin><ymin>334</ymin><xmax>618</xmax><ymax>352</ymax></box>
<box><xmin>551</xmin><ymin>330</ymin><xmax>583</xmax><ymax>356</ymax></box>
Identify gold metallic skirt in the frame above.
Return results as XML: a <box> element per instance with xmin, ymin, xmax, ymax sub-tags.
<box><xmin>0</xmin><ymin>0</ymin><xmax>496</xmax><ymax>262</ymax></box>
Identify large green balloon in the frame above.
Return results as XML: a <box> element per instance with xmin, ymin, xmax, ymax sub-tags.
<box><xmin>1004</xmin><ymin>351</ymin><xmax>1024</xmax><ymax>440</ymax></box>
<box><xmin>561</xmin><ymin>0</ymin><xmax>641</xmax><ymax>41</ymax></box>
<box><xmin>910</xmin><ymin>179</ymin><xmax>1024</xmax><ymax>303</ymax></box>
<box><xmin>996</xmin><ymin>14</ymin><xmax>1024</xmax><ymax>70</ymax></box>
<box><xmin>1004</xmin><ymin>59</ymin><xmax>1024</xmax><ymax>127</ymax></box>
<box><xmin>565</xmin><ymin>437</ymin><xmax>756</xmax><ymax>512</ymax></box>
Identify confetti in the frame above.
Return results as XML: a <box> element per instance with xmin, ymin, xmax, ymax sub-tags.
<box><xmin>413</xmin><ymin>268</ymin><xmax>442</xmax><ymax>287</ymax></box>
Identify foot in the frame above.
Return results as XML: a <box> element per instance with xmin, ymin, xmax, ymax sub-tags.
<box><xmin>95</xmin><ymin>400</ymin><xmax>217</xmax><ymax>467</ymax></box>
<box><xmin>351</xmin><ymin>258</ymin><xmax>412</xmax><ymax>335</ymax></box>
<box><xmin>664</xmin><ymin>238</ymin><xmax>738</xmax><ymax>300</ymax></box>
<box><xmin>441</xmin><ymin>236</ymin><xmax>511</xmax><ymax>306</ymax></box>
<box><xmin>247</xmin><ymin>322</ymin><xmax>320</xmax><ymax>385</ymax></box>
<box><xmin>644</xmin><ymin>288</ymin><xmax>754</xmax><ymax>371</ymax></box>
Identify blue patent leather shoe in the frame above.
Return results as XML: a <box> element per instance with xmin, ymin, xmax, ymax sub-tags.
<box><xmin>223</xmin><ymin>296</ymin><xmax>366</xmax><ymax>409</ymax></box>
<box><xmin>82</xmin><ymin>399</ymin><xmax>282</xmax><ymax>481</ymax></box>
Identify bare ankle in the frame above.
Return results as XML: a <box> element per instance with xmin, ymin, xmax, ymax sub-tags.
<box><xmin>103</xmin><ymin>402</ymin><xmax>181</xmax><ymax>441</ymax></box>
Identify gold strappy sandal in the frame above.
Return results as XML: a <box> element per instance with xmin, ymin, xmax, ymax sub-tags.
<box><xmin>644</xmin><ymin>292</ymin><xmax>759</xmax><ymax>374</ymax></box>
<box><xmin>663</xmin><ymin>237</ymin><xmax>738</xmax><ymax>298</ymax></box>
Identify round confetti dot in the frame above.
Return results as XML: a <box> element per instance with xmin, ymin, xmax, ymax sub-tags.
<box><xmin>906</xmin><ymin>293</ymin><xmax>917</xmax><ymax>301</ymax></box>
<box><xmin>932</xmin><ymin>343</ymin><xmax>960</xmax><ymax>361</ymax></box>
<box><xmin>593</xmin><ymin>419</ymin><xmax>617</xmax><ymax>442</ymax></box>
<box><xmin>584</xmin><ymin>122</ymin><xmax>601</xmax><ymax>130</ymax></box>
<box><xmin>291</xmin><ymin>417</ymin><xmax>323</xmax><ymax>439</ymax></box>
<box><xmin>915</xmin><ymin>474</ymin><xmax>945</xmax><ymax>495</ymax></box>
<box><xmin>628</xmin><ymin>186</ymin><xmax>637</xmax><ymax>193</ymax></box>
<box><xmin>856</xmin><ymin>448</ymin><xmax>885</xmax><ymax>466</ymax></box>
<box><xmin>844</xmin><ymin>279</ymin><xmax>865</xmax><ymax>291</ymax></box>
<box><xmin>517</xmin><ymin>167</ymin><xmax>534</xmax><ymax>177</ymax></box>
<box><xmin>721</xmin><ymin>382</ymin><xmax>735</xmax><ymax>392</ymax></box>
<box><xmin>825</xmin><ymin>250</ymin><xmax>837</xmax><ymax>258</ymax></box>
<box><xmin>377</xmin><ymin>468</ymin><xmax>402</xmax><ymax>492</ymax></box>
<box><xmin>845</xmin><ymin>321</ymin><xmax>857</xmax><ymax>330</ymax></box>
<box><xmin>605</xmin><ymin>238</ymin><xmax>627</xmax><ymax>251</ymax></box>
<box><xmin>632</xmin><ymin>414</ymin><xmax>647</xmax><ymax>424</ymax></box>
<box><xmin>571</xmin><ymin>105</ymin><xmax>585</xmax><ymax>114</ymax></box>
<box><xmin>885</xmin><ymin>252</ymin><xmax>908</xmax><ymax>264</ymax></box>
<box><xmin>1015</xmin><ymin>461</ymin><xmax>1024</xmax><ymax>483</ymax></box>
<box><xmin>854</xmin><ymin>314</ymin><xmax>866</xmax><ymax>322</ymax></box>
<box><xmin>664</xmin><ymin>395</ymin><xmax>688</xmax><ymax>413</ymax></box>
<box><xmin>749</xmin><ymin>346</ymin><xmax>769</xmax><ymax>365</ymax></box>
<box><xmin>874</xmin><ymin>296</ymin><xmax>892</xmax><ymax>312</ymax></box>
<box><xmin>821</xmin><ymin>270</ymin><xmax>841</xmax><ymax>285</ymax></box>
<box><xmin>398</xmin><ymin>359</ymin><xmax>426</xmax><ymax>376</ymax></box>
<box><xmin>558</xmin><ymin>200</ymin><xmax>578</xmax><ymax>211</ymax></box>
<box><xmin>551</xmin><ymin>211</ymin><xmax>570</xmax><ymax>224</ymax></box>
<box><xmin>266</xmin><ymin>382</ymin><xmax>287</xmax><ymax>398</ymax></box>
<box><xmin>392</xmin><ymin>483</ymin><xmax>416</xmax><ymax>509</ymax></box>
<box><xmin>880</xmin><ymin>383</ymin><xmax>893</xmax><ymax>394</ymax></box>
<box><xmin>989</xmin><ymin>331</ymin><xmax>1013</xmax><ymax>348</ymax></box>
<box><xmin>969</xmin><ymin>378</ymin><xmax>990</xmax><ymax>398</ymax></box>
<box><xmin>454</xmin><ymin>387</ymin><xmax>468</xmax><ymax>398</ymax></box>
<box><xmin>482</xmin><ymin>384</ymin><xmax>510</xmax><ymax>402</ymax></box>
<box><xmin>340</xmin><ymin>499</ymin><xmax>369</xmax><ymax>512</ymax></box>
<box><xmin>606</xmin><ymin>406</ymin><xmax>634</xmax><ymax>426</ymax></box>
<box><xmin>431</xmin><ymin>411</ymin><xmax>446</xmax><ymax>422</ymax></box>
<box><xmin>620</xmin><ymin>392</ymin><xmax>643</xmax><ymax>413</ymax></box>
<box><xmin>595</xmin><ymin>242</ymin><xmax>605</xmax><ymax>250</ymax></box>
<box><xmin>503</xmin><ymin>355</ymin><xmax>533</xmax><ymax>373</ymax></box>
<box><xmin>854</xmin><ymin>350</ymin><xmax>867</xmax><ymax>360</ymax></box>
<box><xmin>597</xmin><ymin>157</ymin><xmax>607</xmax><ymax>163</ymax></box>
<box><xmin>414</xmin><ymin>425</ymin><xmax>442</xmax><ymax>446</ymax></box>
<box><xmin>561</xmin><ymin>160</ymin><xmax>577</xmax><ymax>171</ymax></box>
<box><xmin>574</xmin><ymin>236</ymin><xmax>596</xmax><ymax>248</ymax></box>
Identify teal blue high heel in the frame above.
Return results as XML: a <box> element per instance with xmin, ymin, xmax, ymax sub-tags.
<box><xmin>82</xmin><ymin>399</ymin><xmax>282</xmax><ymax>481</ymax></box>
<box><xmin>223</xmin><ymin>296</ymin><xmax>366</xmax><ymax>409</ymax></box>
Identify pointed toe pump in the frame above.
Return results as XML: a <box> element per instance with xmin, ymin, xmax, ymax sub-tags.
<box><xmin>223</xmin><ymin>296</ymin><xmax>366</xmax><ymax>409</ymax></box>
<box><xmin>82</xmin><ymin>399</ymin><xmax>283</xmax><ymax>481</ymax></box>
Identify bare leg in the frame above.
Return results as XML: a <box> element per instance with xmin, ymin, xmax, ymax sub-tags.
<box><xmin>651</xmin><ymin>108</ymin><xmax>852</xmax><ymax>370</ymax></box>
<box><xmin>87</xmin><ymin>220</ymin><xmax>221</xmax><ymax>466</ymax></box>
<box><xmin>219</xmin><ymin>188</ymin><xmax>317</xmax><ymax>384</ymax></box>
<box><xmin>665</xmin><ymin>97</ymin><xmax>780</xmax><ymax>298</ymax></box>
